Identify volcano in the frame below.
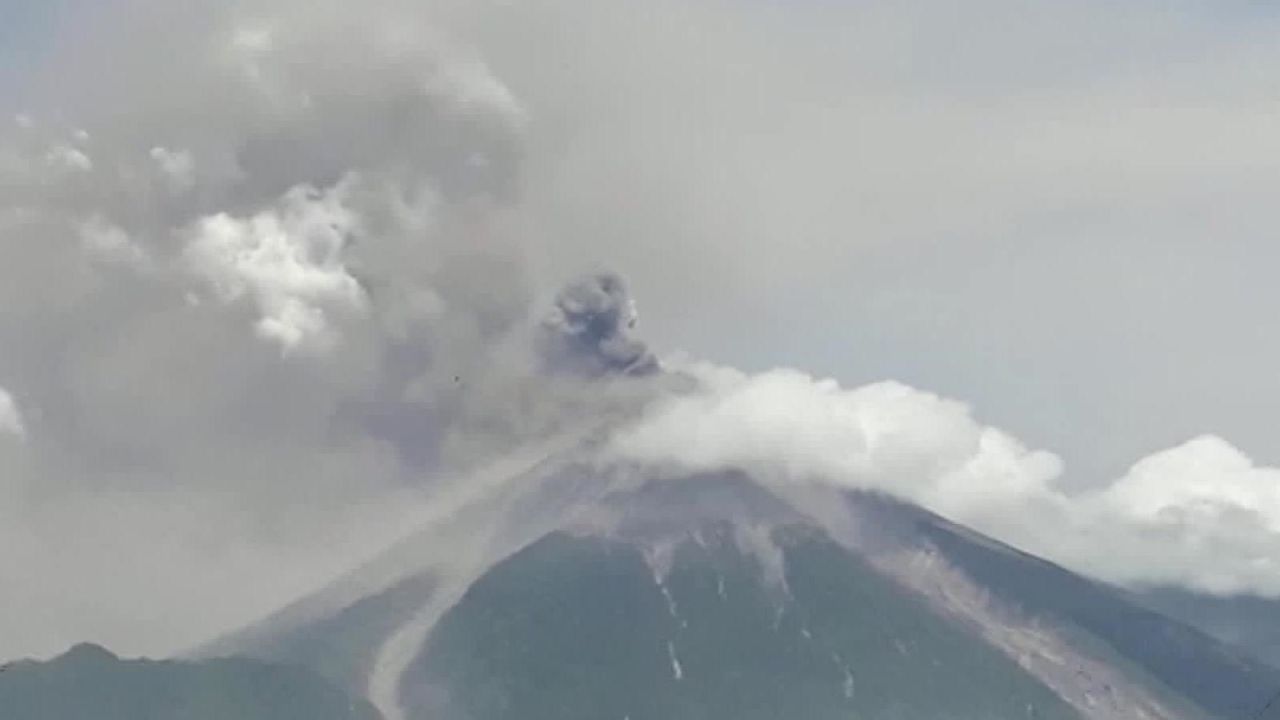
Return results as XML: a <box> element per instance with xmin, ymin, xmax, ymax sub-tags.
<box><xmin>197</xmin><ymin>464</ymin><xmax>1280</xmax><ymax>720</ymax></box>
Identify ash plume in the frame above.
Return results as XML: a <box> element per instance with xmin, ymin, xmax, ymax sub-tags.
<box><xmin>540</xmin><ymin>272</ymin><xmax>659</xmax><ymax>378</ymax></box>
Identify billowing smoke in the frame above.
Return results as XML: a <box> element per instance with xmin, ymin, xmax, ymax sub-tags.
<box><xmin>540</xmin><ymin>272</ymin><xmax>658</xmax><ymax>377</ymax></box>
<box><xmin>608</xmin><ymin>362</ymin><xmax>1280</xmax><ymax>597</ymax></box>
<box><xmin>0</xmin><ymin>0</ymin><xmax>658</xmax><ymax>661</ymax></box>
<box><xmin>183</xmin><ymin>181</ymin><xmax>367</xmax><ymax>354</ymax></box>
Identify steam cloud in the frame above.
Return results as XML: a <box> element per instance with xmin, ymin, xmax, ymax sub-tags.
<box><xmin>610</xmin><ymin>363</ymin><xmax>1280</xmax><ymax>597</ymax></box>
<box><xmin>3</xmin><ymin>0</ymin><xmax>1280</xmax><ymax>671</ymax></box>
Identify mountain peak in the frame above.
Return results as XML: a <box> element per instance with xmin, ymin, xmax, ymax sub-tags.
<box><xmin>60</xmin><ymin>643</ymin><xmax>117</xmax><ymax>664</ymax></box>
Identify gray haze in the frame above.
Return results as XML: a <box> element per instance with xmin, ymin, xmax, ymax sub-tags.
<box><xmin>3</xmin><ymin>0</ymin><xmax>1280</xmax><ymax>661</ymax></box>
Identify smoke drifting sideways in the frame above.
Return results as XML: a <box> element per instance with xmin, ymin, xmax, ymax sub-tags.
<box><xmin>0</xmin><ymin>0</ymin><xmax>671</xmax><ymax>662</ymax></box>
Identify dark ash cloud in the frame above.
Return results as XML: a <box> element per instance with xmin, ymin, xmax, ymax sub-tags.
<box><xmin>540</xmin><ymin>272</ymin><xmax>659</xmax><ymax>378</ymax></box>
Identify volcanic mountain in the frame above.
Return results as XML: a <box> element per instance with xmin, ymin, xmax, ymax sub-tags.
<box><xmin>199</xmin><ymin>462</ymin><xmax>1280</xmax><ymax>720</ymax></box>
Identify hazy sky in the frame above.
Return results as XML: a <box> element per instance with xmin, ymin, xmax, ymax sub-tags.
<box><xmin>7</xmin><ymin>0</ymin><xmax>1279</xmax><ymax>481</ymax></box>
<box><xmin>460</xmin><ymin>0</ymin><xmax>1280</xmax><ymax>483</ymax></box>
<box><xmin>3</xmin><ymin>0</ymin><xmax>1280</xmax><ymax>661</ymax></box>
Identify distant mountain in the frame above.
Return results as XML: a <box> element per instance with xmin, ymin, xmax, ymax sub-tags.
<box><xmin>1134</xmin><ymin>588</ymin><xmax>1280</xmax><ymax>672</ymax></box>
<box><xmin>0</xmin><ymin>642</ymin><xmax>380</xmax><ymax>720</ymax></box>
<box><xmin>206</xmin><ymin>471</ymin><xmax>1280</xmax><ymax>720</ymax></box>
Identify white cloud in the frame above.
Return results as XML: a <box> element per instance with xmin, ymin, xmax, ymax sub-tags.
<box><xmin>149</xmin><ymin>146</ymin><xmax>195</xmax><ymax>192</ymax></box>
<box><xmin>611</xmin><ymin>361</ymin><xmax>1280</xmax><ymax>597</ymax></box>
<box><xmin>44</xmin><ymin>144</ymin><xmax>92</xmax><ymax>173</ymax></box>
<box><xmin>1076</xmin><ymin>436</ymin><xmax>1280</xmax><ymax>595</ymax></box>
<box><xmin>79</xmin><ymin>217</ymin><xmax>150</xmax><ymax>269</ymax></box>
<box><xmin>183</xmin><ymin>181</ymin><xmax>367</xmax><ymax>353</ymax></box>
<box><xmin>611</xmin><ymin>362</ymin><xmax>1063</xmax><ymax>515</ymax></box>
<box><xmin>1102</xmin><ymin>436</ymin><xmax>1271</xmax><ymax>523</ymax></box>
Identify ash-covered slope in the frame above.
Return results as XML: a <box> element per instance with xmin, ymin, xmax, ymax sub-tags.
<box><xmin>208</xmin><ymin>473</ymin><xmax>1280</xmax><ymax>720</ymax></box>
<box><xmin>0</xmin><ymin>643</ymin><xmax>379</xmax><ymax>720</ymax></box>
<box><xmin>407</xmin><ymin>524</ymin><xmax>1078</xmax><ymax>720</ymax></box>
<box><xmin>853</xmin><ymin>493</ymin><xmax>1280</xmax><ymax>720</ymax></box>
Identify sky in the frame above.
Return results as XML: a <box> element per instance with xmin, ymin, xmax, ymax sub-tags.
<box><xmin>2</xmin><ymin>0</ymin><xmax>1280</xmax><ymax>661</ymax></box>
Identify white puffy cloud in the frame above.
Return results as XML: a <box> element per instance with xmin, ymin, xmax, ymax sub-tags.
<box><xmin>611</xmin><ymin>362</ymin><xmax>1065</xmax><ymax>522</ymax></box>
<box><xmin>184</xmin><ymin>181</ymin><xmax>367</xmax><ymax>353</ymax></box>
<box><xmin>1072</xmin><ymin>436</ymin><xmax>1280</xmax><ymax>595</ymax></box>
<box><xmin>1101</xmin><ymin>436</ymin><xmax>1276</xmax><ymax>523</ymax></box>
<box><xmin>611</xmin><ymin>362</ymin><xmax>1280</xmax><ymax>597</ymax></box>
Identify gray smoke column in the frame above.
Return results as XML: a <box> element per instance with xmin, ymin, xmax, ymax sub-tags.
<box><xmin>540</xmin><ymin>272</ymin><xmax>659</xmax><ymax>377</ymax></box>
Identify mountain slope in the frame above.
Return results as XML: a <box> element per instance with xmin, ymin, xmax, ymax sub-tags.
<box><xmin>1134</xmin><ymin>589</ymin><xmax>1280</xmax><ymax>672</ymax></box>
<box><xmin>408</xmin><ymin>525</ymin><xmax>1080</xmax><ymax>720</ymax></box>
<box><xmin>865</xmin><ymin>493</ymin><xmax>1280</xmax><ymax>720</ymax></box>
<box><xmin>199</xmin><ymin>570</ymin><xmax>440</xmax><ymax>692</ymax></box>
<box><xmin>206</xmin><ymin>472</ymin><xmax>1280</xmax><ymax>720</ymax></box>
<box><xmin>0</xmin><ymin>643</ymin><xmax>380</xmax><ymax>720</ymax></box>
